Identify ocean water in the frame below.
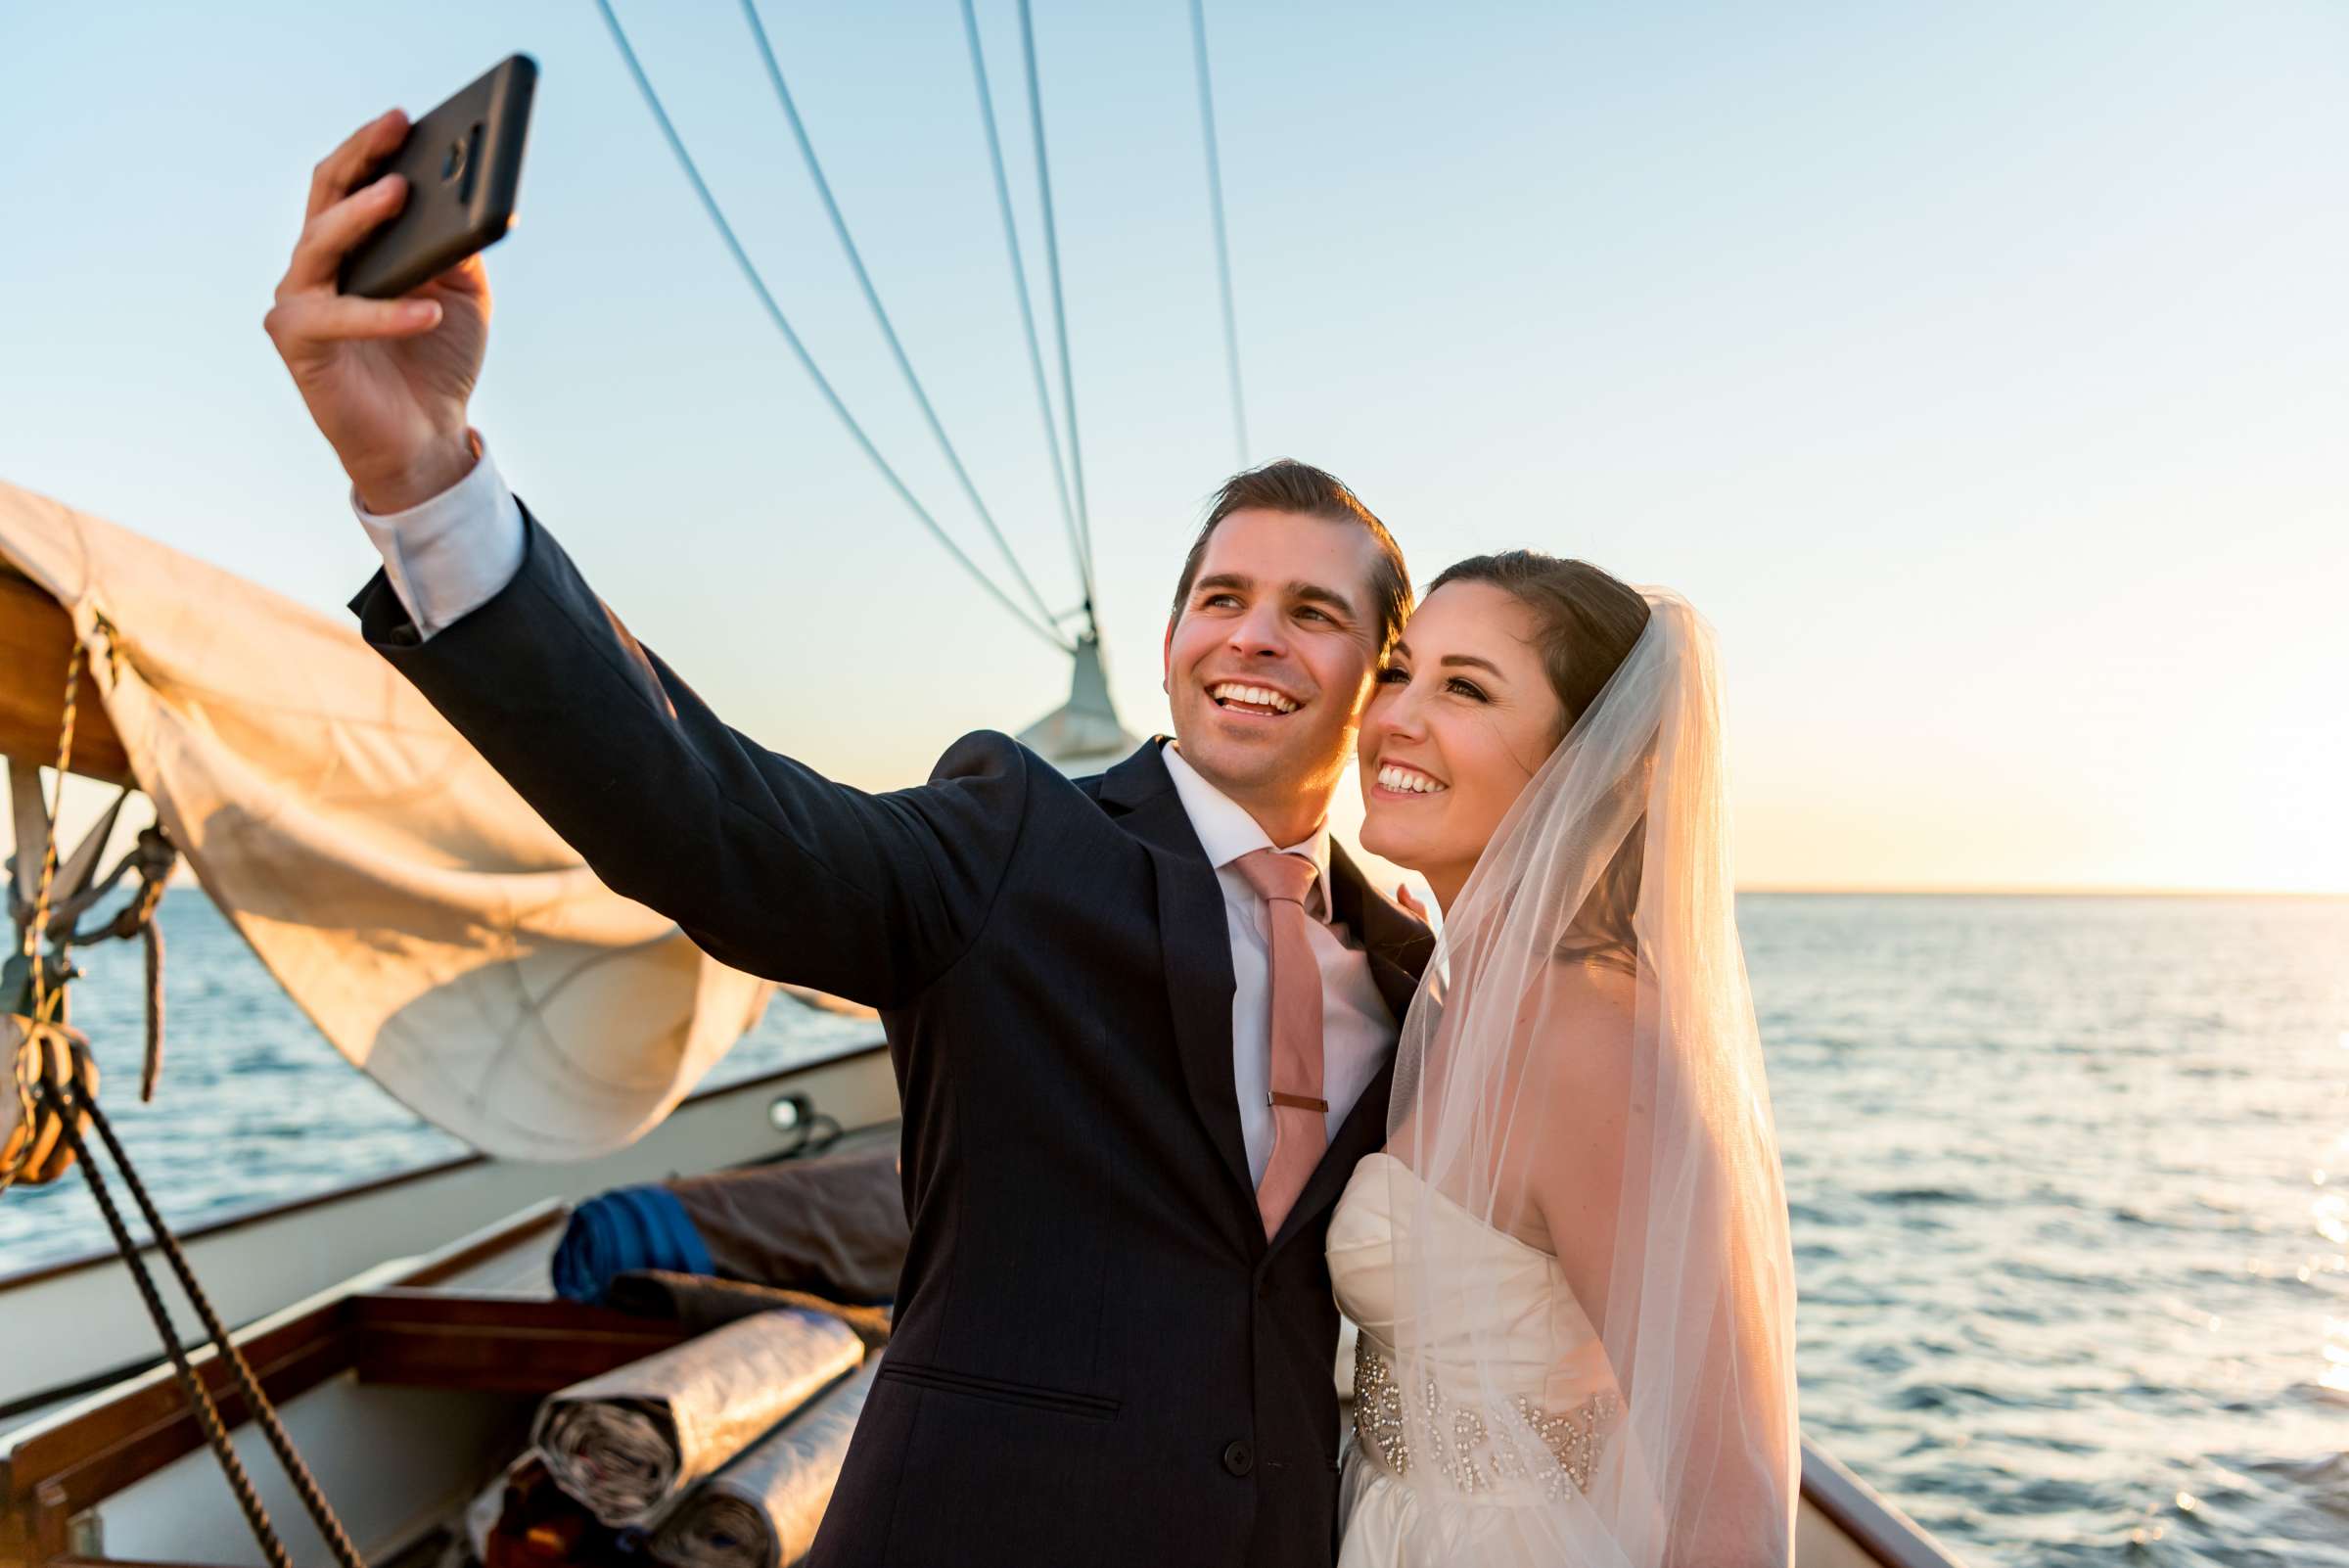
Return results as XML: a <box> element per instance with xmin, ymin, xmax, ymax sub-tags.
<box><xmin>4</xmin><ymin>889</ymin><xmax>2346</xmax><ymax>1565</ymax></box>
<box><xmin>1745</xmin><ymin>894</ymin><xmax>2349</xmax><ymax>1566</ymax></box>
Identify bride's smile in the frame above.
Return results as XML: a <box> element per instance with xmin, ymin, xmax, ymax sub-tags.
<box><xmin>1358</xmin><ymin>578</ymin><xmax>1565</xmax><ymax>912</ymax></box>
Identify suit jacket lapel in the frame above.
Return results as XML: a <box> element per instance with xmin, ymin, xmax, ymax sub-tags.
<box><xmin>1096</xmin><ymin>741</ymin><xmax>1258</xmax><ymax>1218</ymax></box>
<box><xmin>1326</xmin><ymin>841</ymin><xmax>1435</xmax><ymax>1022</ymax></box>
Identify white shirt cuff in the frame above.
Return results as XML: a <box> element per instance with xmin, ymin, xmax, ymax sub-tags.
<box><xmin>351</xmin><ymin>433</ymin><xmax>527</xmax><ymax>640</ymax></box>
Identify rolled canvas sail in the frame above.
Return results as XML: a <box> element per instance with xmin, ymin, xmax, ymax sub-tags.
<box><xmin>0</xmin><ymin>479</ymin><xmax>773</xmax><ymax>1160</ymax></box>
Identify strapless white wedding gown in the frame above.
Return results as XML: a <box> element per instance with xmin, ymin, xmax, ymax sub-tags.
<box><xmin>1328</xmin><ymin>1152</ymin><xmax>1626</xmax><ymax>1567</ymax></box>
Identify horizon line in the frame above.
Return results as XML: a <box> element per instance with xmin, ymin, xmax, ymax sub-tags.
<box><xmin>1735</xmin><ymin>883</ymin><xmax>2349</xmax><ymax>899</ymax></box>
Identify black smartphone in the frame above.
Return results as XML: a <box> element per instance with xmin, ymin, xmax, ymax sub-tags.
<box><xmin>340</xmin><ymin>54</ymin><xmax>537</xmax><ymax>300</ymax></box>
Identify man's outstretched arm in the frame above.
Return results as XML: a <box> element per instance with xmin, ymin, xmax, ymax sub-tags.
<box><xmin>272</xmin><ymin>113</ymin><xmax>1027</xmax><ymax>1006</ymax></box>
<box><xmin>350</xmin><ymin>498</ymin><xmax>1029</xmax><ymax>1008</ymax></box>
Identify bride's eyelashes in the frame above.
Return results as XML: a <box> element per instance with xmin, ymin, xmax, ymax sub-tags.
<box><xmin>1374</xmin><ymin>663</ymin><xmax>1491</xmax><ymax>702</ymax></box>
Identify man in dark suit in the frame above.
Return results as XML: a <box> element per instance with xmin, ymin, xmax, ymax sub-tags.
<box><xmin>267</xmin><ymin>112</ymin><xmax>1431</xmax><ymax>1566</ymax></box>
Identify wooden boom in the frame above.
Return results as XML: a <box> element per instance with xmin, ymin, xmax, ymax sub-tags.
<box><xmin>0</xmin><ymin>564</ymin><xmax>133</xmax><ymax>786</ymax></box>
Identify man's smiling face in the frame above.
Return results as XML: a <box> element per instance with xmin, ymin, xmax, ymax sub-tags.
<box><xmin>1162</xmin><ymin>507</ymin><xmax>1385</xmax><ymax>836</ymax></box>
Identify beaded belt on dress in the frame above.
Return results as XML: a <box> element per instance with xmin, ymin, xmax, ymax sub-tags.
<box><xmin>1352</xmin><ymin>1333</ymin><xmax>1620</xmax><ymax>1499</ymax></box>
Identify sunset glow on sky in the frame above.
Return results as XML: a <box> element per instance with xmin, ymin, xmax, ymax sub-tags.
<box><xmin>4</xmin><ymin>2</ymin><xmax>2343</xmax><ymax>894</ymax></box>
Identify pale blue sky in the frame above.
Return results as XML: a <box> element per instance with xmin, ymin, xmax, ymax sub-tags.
<box><xmin>5</xmin><ymin>2</ymin><xmax>2344</xmax><ymax>891</ymax></box>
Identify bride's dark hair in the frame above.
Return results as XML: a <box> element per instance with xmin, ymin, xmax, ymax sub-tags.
<box><xmin>1425</xmin><ymin>550</ymin><xmax>1651</xmax><ymax>973</ymax></box>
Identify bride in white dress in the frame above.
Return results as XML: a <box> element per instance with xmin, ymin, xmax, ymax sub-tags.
<box><xmin>1333</xmin><ymin>553</ymin><xmax>1797</xmax><ymax>1566</ymax></box>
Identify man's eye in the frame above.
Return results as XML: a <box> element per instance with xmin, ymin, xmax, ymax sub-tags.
<box><xmin>1297</xmin><ymin>607</ymin><xmax>1330</xmax><ymax>623</ymax></box>
<box><xmin>1203</xmin><ymin>592</ymin><xmax>1240</xmax><ymax>609</ymax></box>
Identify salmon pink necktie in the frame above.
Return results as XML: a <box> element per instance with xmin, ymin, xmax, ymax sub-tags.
<box><xmin>1235</xmin><ymin>849</ymin><xmax>1327</xmax><ymax>1238</ymax></box>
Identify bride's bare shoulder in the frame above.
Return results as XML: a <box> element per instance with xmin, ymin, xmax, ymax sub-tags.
<box><xmin>1504</xmin><ymin>957</ymin><xmax>1637</xmax><ymax>1100</ymax></box>
<box><xmin>1526</xmin><ymin>954</ymin><xmax>1637</xmax><ymax>1033</ymax></box>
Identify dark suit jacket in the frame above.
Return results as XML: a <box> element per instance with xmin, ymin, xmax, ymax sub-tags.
<box><xmin>353</xmin><ymin>509</ymin><xmax>1432</xmax><ymax>1567</ymax></box>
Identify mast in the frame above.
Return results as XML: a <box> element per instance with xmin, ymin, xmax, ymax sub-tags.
<box><xmin>1015</xmin><ymin>634</ymin><xmax>1140</xmax><ymax>777</ymax></box>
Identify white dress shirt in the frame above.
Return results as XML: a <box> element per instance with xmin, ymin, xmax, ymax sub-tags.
<box><xmin>354</xmin><ymin>451</ymin><xmax>1402</xmax><ymax>1181</ymax></box>
<box><xmin>1160</xmin><ymin>747</ymin><xmax>1398</xmax><ymax>1182</ymax></box>
<box><xmin>351</xmin><ymin>436</ymin><xmax>527</xmax><ymax>637</ymax></box>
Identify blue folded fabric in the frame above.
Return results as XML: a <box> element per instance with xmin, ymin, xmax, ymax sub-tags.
<box><xmin>551</xmin><ymin>1183</ymin><xmax>716</xmax><ymax>1305</ymax></box>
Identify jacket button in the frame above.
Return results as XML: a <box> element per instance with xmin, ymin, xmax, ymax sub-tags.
<box><xmin>1221</xmin><ymin>1440</ymin><xmax>1255</xmax><ymax>1477</ymax></box>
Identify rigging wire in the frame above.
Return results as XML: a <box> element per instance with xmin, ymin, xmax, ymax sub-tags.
<box><xmin>959</xmin><ymin>0</ymin><xmax>1093</xmax><ymax>634</ymax></box>
<box><xmin>1014</xmin><ymin>0</ymin><xmax>1098</xmax><ymax>600</ymax></box>
<box><xmin>737</xmin><ymin>0</ymin><xmax>1063</xmax><ymax>633</ymax></box>
<box><xmin>592</xmin><ymin>0</ymin><xmax>1075</xmax><ymax>654</ymax></box>
<box><xmin>1187</xmin><ymin>0</ymin><xmax>1249</xmax><ymax>470</ymax></box>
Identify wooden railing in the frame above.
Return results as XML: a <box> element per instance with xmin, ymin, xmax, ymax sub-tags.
<box><xmin>1801</xmin><ymin>1441</ymin><xmax>1969</xmax><ymax>1568</ymax></box>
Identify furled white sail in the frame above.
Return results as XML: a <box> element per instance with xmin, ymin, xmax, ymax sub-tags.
<box><xmin>0</xmin><ymin>480</ymin><xmax>773</xmax><ymax>1161</ymax></box>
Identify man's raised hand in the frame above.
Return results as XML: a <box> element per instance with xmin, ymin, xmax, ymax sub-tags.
<box><xmin>263</xmin><ymin>110</ymin><xmax>490</xmax><ymax>513</ymax></box>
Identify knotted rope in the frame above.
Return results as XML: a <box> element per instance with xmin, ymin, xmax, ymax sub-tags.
<box><xmin>4</xmin><ymin>627</ymin><xmax>362</xmax><ymax>1565</ymax></box>
<box><xmin>3</xmin><ymin>640</ymin><xmax>83</xmax><ymax>1190</ymax></box>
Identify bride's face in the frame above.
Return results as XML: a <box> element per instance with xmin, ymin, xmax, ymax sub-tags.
<box><xmin>1358</xmin><ymin>580</ymin><xmax>1566</xmax><ymax>906</ymax></box>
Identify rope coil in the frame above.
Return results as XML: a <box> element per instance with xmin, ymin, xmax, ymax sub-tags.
<box><xmin>4</xmin><ymin>822</ymin><xmax>180</xmax><ymax>1188</ymax></box>
<box><xmin>4</xmin><ymin>640</ymin><xmax>84</xmax><ymax>1191</ymax></box>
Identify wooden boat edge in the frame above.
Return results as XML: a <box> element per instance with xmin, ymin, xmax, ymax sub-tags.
<box><xmin>1800</xmin><ymin>1441</ymin><xmax>1966</xmax><ymax>1568</ymax></box>
<box><xmin>4</xmin><ymin>1214</ymin><xmax>1972</xmax><ymax>1567</ymax></box>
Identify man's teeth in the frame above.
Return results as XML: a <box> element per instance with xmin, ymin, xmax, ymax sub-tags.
<box><xmin>1210</xmin><ymin>682</ymin><xmax>1299</xmax><ymax>715</ymax></box>
<box><xmin>1377</xmin><ymin>764</ymin><xmax>1448</xmax><ymax>795</ymax></box>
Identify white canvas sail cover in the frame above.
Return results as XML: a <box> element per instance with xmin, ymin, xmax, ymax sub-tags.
<box><xmin>0</xmin><ymin>479</ymin><xmax>774</xmax><ymax>1161</ymax></box>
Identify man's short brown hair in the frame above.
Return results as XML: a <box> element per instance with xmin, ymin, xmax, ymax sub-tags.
<box><xmin>1169</xmin><ymin>460</ymin><xmax>1412</xmax><ymax>654</ymax></box>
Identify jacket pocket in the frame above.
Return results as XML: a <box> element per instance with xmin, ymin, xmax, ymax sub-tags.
<box><xmin>875</xmin><ymin>1359</ymin><xmax>1121</xmax><ymax>1421</ymax></box>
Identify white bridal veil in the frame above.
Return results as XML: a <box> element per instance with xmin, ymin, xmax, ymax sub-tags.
<box><xmin>1382</xmin><ymin>592</ymin><xmax>1798</xmax><ymax>1565</ymax></box>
